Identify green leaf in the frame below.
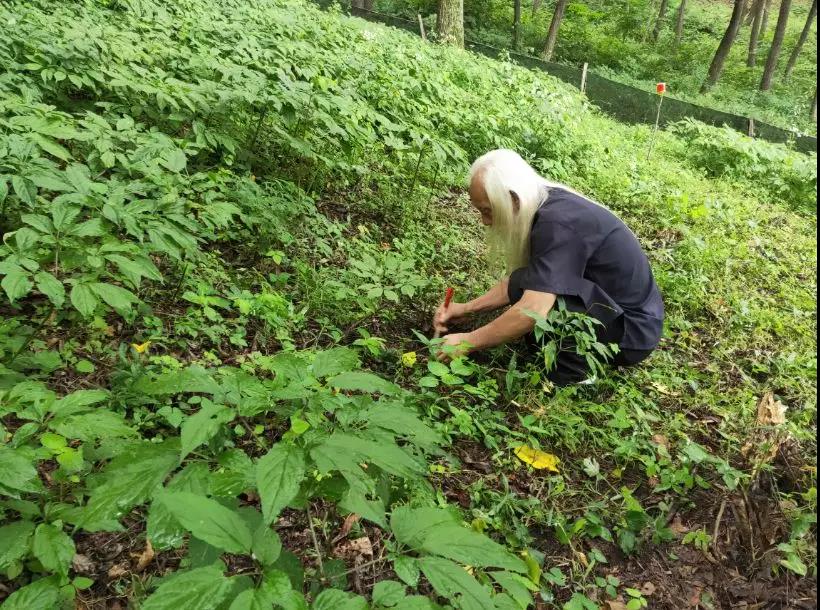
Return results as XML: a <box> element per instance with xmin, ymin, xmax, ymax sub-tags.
<box><xmin>0</xmin><ymin>445</ymin><xmax>41</xmax><ymax>494</ymax></box>
<box><xmin>490</xmin><ymin>571</ymin><xmax>535</xmax><ymax>609</ymax></box>
<box><xmin>419</xmin><ymin>556</ymin><xmax>494</xmax><ymax>610</ymax></box>
<box><xmin>32</xmin><ymin>523</ymin><xmax>75</xmax><ymax>576</ymax></box>
<box><xmin>228</xmin><ymin>570</ymin><xmax>292</xmax><ymax>610</ymax></box>
<box><xmin>392</xmin><ymin>556</ymin><xmax>420</xmax><ymax>588</ymax></box>
<box><xmin>427</xmin><ymin>361</ymin><xmax>449</xmax><ymax>377</ymax></box>
<box><xmin>419</xmin><ymin>525</ymin><xmax>527</xmax><ymax>573</ymax></box>
<box><xmin>0</xmin><ymin>575</ymin><xmax>61</xmax><ymax>610</ymax></box>
<box><xmin>52</xmin><ymin>411</ymin><xmax>135</xmax><ymax>441</ymax></box>
<box><xmin>563</xmin><ymin>593</ymin><xmax>599</xmax><ymax>610</ymax></box>
<box><xmin>2</xmin><ymin>272</ymin><xmax>32</xmax><ymax>303</ymax></box>
<box><xmin>140</xmin><ymin>563</ymin><xmax>233</xmax><ymax>610</ymax></box>
<box><xmin>313</xmin><ymin>433</ymin><xmax>424</xmax><ymax>482</ymax></box>
<box><xmin>81</xmin><ymin>440</ymin><xmax>180</xmax><ymax>531</ymax></box>
<box><xmin>31</xmin><ymin>134</ymin><xmax>72</xmax><ymax>161</ymax></box>
<box><xmin>90</xmin><ymin>282</ymin><xmax>138</xmax><ymax>315</ymax></box>
<box><xmin>311</xmin><ymin>347</ymin><xmax>360</xmax><ymax>378</ymax></box>
<box><xmin>311</xmin><ymin>589</ymin><xmax>369</xmax><ymax>610</ymax></box>
<box><xmin>0</xmin><ymin>521</ymin><xmax>35</xmax><ymax>569</ymax></box>
<box><xmin>180</xmin><ymin>401</ymin><xmax>234</xmax><ymax>459</ymax></box>
<box><xmin>256</xmin><ymin>443</ymin><xmax>306</xmax><ymax>525</ymax></box>
<box><xmin>157</xmin><ymin>491</ymin><xmax>252</xmax><ymax>554</ymax></box>
<box><xmin>50</xmin><ymin>389</ymin><xmax>109</xmax><ymax>417</ymax></box>
<box><xmin>251</xmin><ymin>524</ymin><xmax>282</xmax><ymax>567</ymax></box>
<box><xmin>69</xmin><ymin>283</ymin><xmax>99</xmax><ymax>318</ymax></box>
<box><xmin>372</xmin><ymin>580</ymin><xmax>407</xmax><ymax>607</ymax></box>
<box><xmin>328</xmin><ymin>371</ymin><xmax>401</xmax><ymax>395</ymax></box>
<box><xmin>162</xmin><ymin>149</ymin><xmax>188</xmax><ymax>172</ymax></box>
<box><xmin>390</xmin><ymin>505</ymin><xmax>460</xmax><ymax>549</ymax></box>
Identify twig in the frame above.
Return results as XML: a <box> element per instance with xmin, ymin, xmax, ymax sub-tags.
<box><xmin>711</xmin><ymin>497</ymin><xmax>727</xmax><ymax>553</ymax></box>
<box><xmin>340</xmin><ymin>555</ymin><xmax>384</xmax><ymax>577</ymax></box>
<box><xmin>306</xmin><ymin>504</ymin><xmax>325</xmax><ymax>578</ymax></box>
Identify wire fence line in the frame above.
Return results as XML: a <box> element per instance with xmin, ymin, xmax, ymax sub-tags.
<box><xmin>341</xmin><ymin>5</ymin><xmax>817</xmax><ymax>154</ymax></box>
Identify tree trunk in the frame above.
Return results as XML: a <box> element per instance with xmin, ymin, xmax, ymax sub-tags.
<box><xmin>701</xmin><ymin>0</ymin><xmax>747</xmax><ymax>93</ymax></box>
<box><xmin>760</xmin><ymin>0</ymin><xmax>774</xmax><ymax>35</ymax></box>
<box><xmin>784</xmin><ymin>0</ymin><xmax>817</xmax><ymax>79</ymax></box>
<box><xmin>513</xmin><ymin>0</ymin><xmax>522</xmax><ymax>49</ymax></box>
<box><xmin>812</xmin><ymin>87</ymin><xmax>817</xmax><ymax>121</ymax></box>
<box><xmin>760</xmin><ymin>0</ymin><xmax>792</xmax><ymax>90</ymax></box>
<box><xmin>652</xmin><ymin>0</ymin><xmax>670</xmax><ymax>41</ymax></box>
<box><xmin>437</xmin><ymin>0</ymin><xmax>464</xmax><ymax>47</ymax></box>
<box><xmin>532</xmin><ymin>0</ymin><xmax>543</xmax><ymax>17</ymax></box>
<box><xmin>674</xmin><ymin>0</ymin><xmax>688</xmax><ymax>46</ymax></box>
<box><xmin>747</xmin><ymin>0</ymin><xmax>765</xmax><ymax>66</ymax></box>
<box><xmin>542</xmin><ymin>0</ymin><xmax>569</xmax><ymax>61</ymax></box>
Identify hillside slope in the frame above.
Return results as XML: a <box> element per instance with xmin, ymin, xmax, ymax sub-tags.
<box><xmin>0</xmin><ymin>0</ymin><xmax>816</xmax><ymax>608</ymax></box>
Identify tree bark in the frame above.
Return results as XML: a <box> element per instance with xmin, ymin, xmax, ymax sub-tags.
<box><xmin>784</xmin><ymin>0</ymin><xmax>817</xmax><ymax>79</ymax></box>
<box><xmin>674</xmin><ymin>0</ymin><xmax>688</xmax><ymax>46</ymax></box>
<box><xmin>812</xmin><ymin>87</ymin><xmax>817</xmax><ymax>121</ymax></box>
<box><xmin>760</xmin><ymin>0</ymin><xmax>774</xmax><ymax>35</ymax></box>
<box><xmin>513</xmin><ymin>0</ymin><xmax>522</xmax><ymax>49</ymax></box>
<box><xmin>701</xmin><ymin>0</ymin><xmax>747</xmax><ymax>93</ymax></box>
<box><xmin>652</xmin><ymin>0</ymin><xmax>670</xmax><ymax>41</ymax></box>
<box><xmin>760</xmin><ymin>0</ymin><xmax>792</xmax><ymax>90</ymax></box>
<box><xmin>747</xmin><ymin>0</ymin><xmax>766</xmax><ymax>66</ymax></box>
<box><xmin>437</xmin><ymin>0</ymin><xmax>464</xmax><ymax>47</ymax></box>
<box><xmin>542</xmin><ymin>0</ymin><xmax>569</xmax><ymax>61</ymax></box>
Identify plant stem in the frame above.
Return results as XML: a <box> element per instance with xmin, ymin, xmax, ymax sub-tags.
<box><xmin>306</xmin><ymin>504</ymin><xmax>325</xmax><ymax>578</ymax></box>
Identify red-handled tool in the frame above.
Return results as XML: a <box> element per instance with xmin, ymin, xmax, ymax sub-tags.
<box><xmin>433</xmin><ymin>287</ymin><xmax>455</xmax><ymax>339</ymax></box>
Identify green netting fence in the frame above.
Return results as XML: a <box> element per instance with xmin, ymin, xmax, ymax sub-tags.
<box><xmin>340</xmin><ymin>5</ymin><xmax>817</xmax><ymax>154</ymax></box>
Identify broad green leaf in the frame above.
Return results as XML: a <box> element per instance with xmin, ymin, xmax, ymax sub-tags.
<box><xmin>393</xmin><ymin>597</ymin><xmax>437</xmax><ymax>610</ymax></box>
<box><xmin>180</xmin><ymin>401</ymin><xmax>234</xmax><ymax>459</ymax></box>
<box><xmin>140</xmin><ymin>563</ymin><xmax>233</xmax><ymax>610</ymax></box>
<box><xmin>2</xmin><ymin>272</ymin><xmax>32</xmax><ymax>303</ymax></box>
<box><xmin>52</xmin><ymin>410</ymin><xmax>134</xmax><ymax>441</ymax></box>
<box><xmin>70</xmin><ymin>283</ymin><xmax>99</xmax><ymax>318</ymax></box>
<box><xmin>157</xmin><ymin>491</ymin><xmax>252</xmax><ymax>554</ymax></box>
<box><xmin>256</xmin><ymin>443</ymin><xmax>306</xmax><ymax>525</ymax></box>
<box><xmin>228</xmin><ymin>570</ymin><xmax>292</xmax><ymax>610</ymax></box>
<box><xmin>32</xmin><ymin>523</ymin><xmax>75</xmax><ymax>576</ymax></box>
<box><xmin>419</xmin><ymin>556</ymin><xmax>494</xmax><ymax>610</ymax></box>
<box><xmin>313</xmin><ymin>433</ymin><xmax>423</xmax><ymax>481</ymax></box>
<box><xmin>0</xmin><ymin>521</ymin><xmax>35</xmax><ymax>569</ymax></box>
<box><xmin>0</xmin><ymin>575</ymin><xmax>61</xmax><ymax>610</ymax></box>
<box><xmin>563</xmin><ymin>592</ymin><xmax>599</xmax><ymax>610</ymax></box>
<box><xmin>81</xmin><ymin>439</ymin><xmax>180</xmax><ymax>531</ymax></box>
<box><xmin>490</xmin><ymin>571</ymin><xmax>536</xmax><ymax>609</ymax></box>
<box><xmin>372</xmin><ymin>580</ymin><xmax>406</xmax><ymax>606</ymax></box>
<box><xmin>31</xmin><ymin>134</ymin><xmax>72</xmax><ymax>161</ymax></box>
<box><xmin>0</xmin><ymin>445</ymin><xmax>41</xmax><ymax>494</ymax></box>
<box><xmin>390</xmin><ymin>505</ymin><xmax>460</xmax><ymax>548</ymax></box>
<box><xmin>427</xmin><ymin>361</ymin><xmax>449</xmax><ymax>377</ymax></box>
<box><xmin>311</xmin><ymin>589</ymin><xmax>369</xmax><ymax>610</ymax></box>
<box><xmin>419</xmin><ymin>526</ymin><xmax>527</xmax><ymax>573</ymax></box>
<box><xmin>162</xmin><ymin>149</ymin><xmax>188</xmax><ymax>172</ymax></box>
<box><xmin>393</xmin><ymin>556</ymin><xmax>420</xmax><ymax>588</ymax></box>
<box><xmin>251</xmin><ymin>524</ymin><xmax>282</xmax><ymax>567</ymax></box>
<box><xmin>34</xmin><ymin>271</ymin><xmax>65</xmax><ymax>309</ymax></box>
<box><xmin>147</xmin><ymin>463</ymin><xmax>211</xmax><ymax>551</ymax></box>
<box><xmin>339</xmin><ymin>487</ymin><xmax>386</xmax><ymax>528</ymax></box>
<box><xmin>90</xmin><ymin>282</ymin><xmax>138</xmax><ymax>315</ymax></box>
<box><xmin>50</xmin><ymin>389</ymin><xmax>109</xmax><ymax>417</ymax></box>
<box><xmin>328</xmin><ymin>371</ymin><xmax>401</xmax><ymax>395</ymax></box>
<box><xmin>311</xmin><ymin>347</ymin><xmax>360</xmax><ymax>378</ymax></box>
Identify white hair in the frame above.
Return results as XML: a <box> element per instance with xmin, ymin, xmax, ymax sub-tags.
<box><xmin>468</xmin><ymin>149</ymin><xmax>555</xmax><ymax>273</ymax></box>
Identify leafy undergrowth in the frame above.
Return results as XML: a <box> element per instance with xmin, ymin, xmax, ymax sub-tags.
<box><xmin>0</xmin><ymin>0</ymin><xmax>816</xmax><ymax>609</ymax></box>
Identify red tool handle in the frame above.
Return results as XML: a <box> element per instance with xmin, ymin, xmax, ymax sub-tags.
<box><xmin>444</xmin><ymin>287</ymin><xmax>454</xmax><ymax>309</ymax></box>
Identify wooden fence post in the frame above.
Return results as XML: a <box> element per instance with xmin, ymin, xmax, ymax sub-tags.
<box><xmin>748</xmin><ymin>118</ymin><xmax>756</xmax><ymax>137</ymax></box>
<box><xmin>580</xmin><ymin>62</ymin><xmax>589</xmax><ymax>93</ymax></box>
<box><xmin>418</xmin><ymin>13</ymin><xmax>427</xmax><ymax>40</ymax></box>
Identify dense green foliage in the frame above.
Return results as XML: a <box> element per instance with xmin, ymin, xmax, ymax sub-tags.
<box><xmin>0</xmin><ymin>0</ymin><xmax>816</xmax><ymax>608</ymax></box>
<box><xmin>381</xmin><ymin>0</ymin><xmax>818</xmax><ymax>135</ymax></box>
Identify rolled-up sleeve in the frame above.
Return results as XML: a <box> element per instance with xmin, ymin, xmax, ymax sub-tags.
<box><xmin>507</xmin><ymin>220</ymin><xmax>588</xmax><ymax>304</ymax></box>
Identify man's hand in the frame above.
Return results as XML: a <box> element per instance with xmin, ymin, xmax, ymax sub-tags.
<box><xmin>436</xmin><ymin>332</ymin><xmax>473</xmax><ymax>361</ymax></box>
<box><xmin>432</xmin><ymin>301</ymin><xmax>469</xmax><ymax>336</ymax></box>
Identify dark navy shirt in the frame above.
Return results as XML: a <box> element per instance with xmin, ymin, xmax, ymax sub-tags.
<box><xmin>507</xmin><ymin>188</ymin><xmax>664</xmax><ymax>350</ymax></box>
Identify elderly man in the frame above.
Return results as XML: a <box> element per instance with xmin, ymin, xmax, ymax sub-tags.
<box><xmin>433</xmin><ymin>149</ymin><xmax>664</xmax><ymax>385</ymax></box>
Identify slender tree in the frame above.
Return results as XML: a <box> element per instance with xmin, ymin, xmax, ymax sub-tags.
<box><xmin>437</xmin><ymin>0</ymin><xmax>464</xmax><ymax>47</ymax></box>
<box><xmin>760</xmin><ymin>0</ymin><xmax>774</xmax><ymax>35</ymax></box>
<box><xmin>701</xmin><ymin>0</ymin><xmax>747</xmax><ymax>93</ymax></box>
<box><xmin>513</xmin><ymin>0</ymin><xmax>522</xmax><ymax>49</ymax></box>
<box><xmin>812</xmin><ymin>87</ymin><xmax>818</xmax><ymax>121</ymax></box>
<box><xmin>674</xmin><ymin>0</ymin><xmax>688</xmax><ymax>46</ymax></box>
<box><xmin>542</xmin><ymin>0</ymin><xmax>570</xmax><ymax>61</ymax></box>
<box><xmin>784</xmin><ymin>0</ymin><xmax>817</xmax><ymax>79</ymax></box>
<box><xmin>760</xmin><ymin>0</ymin><xmax>792</xmax><ymax>90</ymax></box>
<box><xmin>652</xmin><ymin>0</ymin><xmax>670</xmax><ymax>41</ymax></box>
<box><xmin>747</xmin><ymin>0</ymin><xmax>766</xmax><ymax>66</ymax></box>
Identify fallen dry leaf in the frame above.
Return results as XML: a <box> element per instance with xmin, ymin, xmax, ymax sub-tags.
<box><xmin>332</xmin><ymin>513</ymin><xmax>360</xmax><ymax>544</ymax></box>
<box><xmin>107</xmin><ymin>564</ymin><xmax>128</xmax><ymax>579</ymax></box>
<box><xmin>604</xmin><ymin>601</ymin><xmax>629</xmax><ymax>610</ymax></box>
<box><xmin>670</xmin><ymin>516</ymin><xmax>690</xmax><ymax>535</ymax></box>
<box><xmin>72</xmin><ymin>554</ymin><xmax>95</xmax><ymax>574</ymax></box>
<box><xmin>755</xmin><ymin>392</ymin><xmax>787</xmax><ymax>426</ymax></box>
<box><xmin>513</xmin><ymin>445</ymin><xmax>560</xmax><ymax>472</ymax></box>
<box><xmin>334</xmin><ymin>536</ymin><xmax>373</xmax><ymax>559</ymax></box>
<box><xmin>134</xmin><ymin>539</ymin><xmax>154</xmax><ymax>572</ymax></box>
<box><xmin>652</xmin><ymin>434</ymin><xmax>669</xmax><ymax>450</ymax></box>
<box><xmin>640</xmin><ymin>581</ymin><xmax>657</xmax><ymax>596</ymax></box>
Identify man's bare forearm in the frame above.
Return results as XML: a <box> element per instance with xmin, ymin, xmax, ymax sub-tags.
<box><xmin>466</xmin><ymin>290</ymin><xmax>557</xmax><ymax>351</ymax></box>
<box><xmin>463</xmin><ymin>278</ymin><xmax>511</xmax><ymax>315</ymax></box>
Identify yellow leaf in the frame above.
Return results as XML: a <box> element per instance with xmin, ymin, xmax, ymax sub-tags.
<box><xmin>514</xmin><ymin>445</ymin><xmax>560</xmax><ymax>472</ymax></box>
<box><xmin>401</xmin><ymin>351</ymin><xmax>417</xmax><ymax>367</ymax></box>
<box><xmin>131</xmin><ymin>341</ymin><xmax>151</xmax><ymax>354</ymax></box>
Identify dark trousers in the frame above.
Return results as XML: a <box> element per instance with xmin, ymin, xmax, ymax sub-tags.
<box><xmin>527</xmin><ymin>296</ymin><xmax>654</xmax><ymax>386</ymax></box>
